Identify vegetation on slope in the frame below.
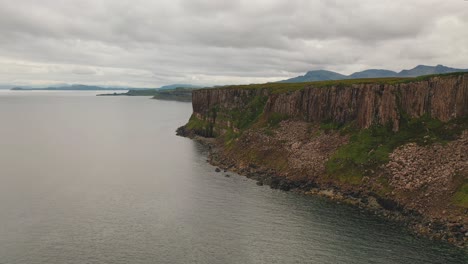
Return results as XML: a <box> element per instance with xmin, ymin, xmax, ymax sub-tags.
<box><xmin>186</xmin><ymin>95</ymin><xmax>268</xmax><ymax>138</ymax></box>
<box><xmin>453</xmin><ymin>182</ymin><xmax>468</xmax><ymax>208</ymax></box>
<box><xmin>325</xmin><ymin>116</ymin><xmax>468</xmax><ymax>183</ymax></box>
<box><xmin>185</xmin><ymin>115</ymin><xmax>213</xmax><ymax>137</ymax></box>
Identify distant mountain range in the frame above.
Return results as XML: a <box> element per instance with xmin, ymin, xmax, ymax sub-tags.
<box><xmin>6</xmin><ymin>65</ymin><xmax>467</xmax><ymax>90</ymax></box>
<box><xmin>11</xmin><ymin>84</ymin><xmax>132</xmax><ymax>91</ymax></box>
<box><xmin>10</xmin><ymin>83</ymin><xmax>202</xmax><ymax>91</ymax></box>
<box><xmin>157</xmin><ymin>84</ymin><xmax>202</xmax><ymax>90</ymax></box>
<box><xmin>279</xmin><ymin>65</ymin><xmax>468</xmax><ymax>83</ymax></box>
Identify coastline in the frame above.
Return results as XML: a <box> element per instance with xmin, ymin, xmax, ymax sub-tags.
<box><xmin>177</xmin><ymin>126</ymin><xmax>468</xmax><ymax>249</ymax></box>
<box><xmin>97</xmin><ymin>88</ymin><xmax>193</xmax><ymax>102</ymax></box>
<box><xmin>177</xmin><ymin>73</ymin><xmax>468</xmax><ymax>249</ymax></box>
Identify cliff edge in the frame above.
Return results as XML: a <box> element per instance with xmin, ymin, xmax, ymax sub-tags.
<box><xmin>179</xmin><ymin>73</ymin><xmax>468</xmax><ymax>247</ymax></box>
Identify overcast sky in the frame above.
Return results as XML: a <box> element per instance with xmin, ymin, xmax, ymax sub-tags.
<box><xmin>0</xmin><ymin>0</ymin><xmax>467</xmax><ymax>87</ymax></box>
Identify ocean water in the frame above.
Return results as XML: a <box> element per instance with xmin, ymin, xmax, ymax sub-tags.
<box><xmin>0</xmin><ymin>91</ymin><xmax>466</xmax><ymax>263</ymax></box>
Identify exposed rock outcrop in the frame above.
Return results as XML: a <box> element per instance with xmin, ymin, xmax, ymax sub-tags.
<box><xmin>192</xmin><ymin>74</ymin><xmax>468</xmax><ymax>132</ymax></box>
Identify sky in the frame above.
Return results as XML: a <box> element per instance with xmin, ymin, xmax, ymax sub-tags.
<box><xmin>0</xmin><ymin>0</ymin><xmax>467</xmax><ymax>88</ymax></box>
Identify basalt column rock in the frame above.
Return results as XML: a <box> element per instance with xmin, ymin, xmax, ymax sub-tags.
<box><xmin>191</xmin><ymin>74</ymin><xmax>468</xmax><ymax>133</ymax></box>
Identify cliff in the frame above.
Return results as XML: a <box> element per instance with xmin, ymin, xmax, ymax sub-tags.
<box><xmin>191</xmin><ymin>73</ymin><xmax>468</xmax><ymax>134</ymax></box>
<box><xmin>180</xmin><ymin>73</ymin><xmax>468</xmax><ymax>247</ymax></box>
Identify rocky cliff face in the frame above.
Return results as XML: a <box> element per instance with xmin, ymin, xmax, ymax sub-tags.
<box><xmin>192</xmin><ymin>74</ymin><xmax>468</xmax><ymax>133</ymax></box>
<box><xmin>183</xmin><ymin>73</ymin><xmax>468</xmax><ymax>247</ymax></box>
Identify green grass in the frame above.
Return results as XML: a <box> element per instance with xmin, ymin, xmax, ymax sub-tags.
<box><xmin>453</xmin><ymin>182</ymin><xmax>468</xmax><ymax>208</ymax></box>
<box><xmin>320</xmin><ymin>120</ymin><xmax>343</xmax><ymax>132</ymax></box>
<box><xmin>335</xmin><ymin>170</ymin><xmax>365</xmax><ymax>185</ymax></box>
<box><xmin>326</xmin><ymin>115</ymin><xmax>468</xmax><ymax>181</ymax></box>
<box><xmin>188</xmin><ymin>95</ymin><xmax>268</xmax><ymax>139</ymax></box>
<box><xmin>267</xmin><ymin>113</ymin><xmax>289</xmax><ymax>127</ymax></box>
<box><xmin>186</xmin><ymin>115</ymin><xmax>213</xmax><ymax>136</ymax></box>
<box><xmin>222</xmin><ymin>128</ymin><xmax>239</xmax><ymax>147</ymax></box>
<box><xmin>232</xmin><ymin>96</ymin><xmax>268</xmax><ymax>130</ymax></box>
<box><xmin>186</xmin><ymin>115</ymin><xmax>207</xmax><ymax>130</ymax></box>
<box><xmin>214</xmin><ymin>95</ymin><xmax>268</xmax><ymax>133</ymax></box>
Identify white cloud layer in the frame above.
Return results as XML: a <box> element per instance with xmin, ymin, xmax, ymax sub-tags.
<box><xmin>0</xmin><ymin>0</ymin><xmax>467</xmax><ymax>87</ymax></box>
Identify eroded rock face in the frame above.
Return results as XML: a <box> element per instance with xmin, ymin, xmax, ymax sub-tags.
<box><xmin>192</xmin><ymin>74</ymin><xmax>468</xmax><ymax>132</ymax></box>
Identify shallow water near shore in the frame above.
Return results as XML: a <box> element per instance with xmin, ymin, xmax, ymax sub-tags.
<box><xmin>0</xmin><ymin>91</ymin><xmax>467</xmax><ymax>263</ymax></box>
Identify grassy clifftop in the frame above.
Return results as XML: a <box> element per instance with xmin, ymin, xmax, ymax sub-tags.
<box><xmin>200</xmin><ymin>72</ymin><xmax>467</xmax><ymax>94</ymax></box>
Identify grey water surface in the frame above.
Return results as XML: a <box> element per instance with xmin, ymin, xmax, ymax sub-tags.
<box><xmin>0</xmin><ymin>91</ymin><xmax>467</xmax><ymax>264</ymax></box>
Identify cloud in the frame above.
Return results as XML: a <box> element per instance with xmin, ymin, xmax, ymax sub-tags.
<box><xmin>0</xmin><ymin>0</ymin><xmax>467</xmax><ymax>87</ymax></box>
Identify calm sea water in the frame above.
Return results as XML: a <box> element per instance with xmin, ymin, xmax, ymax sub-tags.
<box><xmin>0</xmin><ymin>91</ymin><xmax>467</xmax><ymax>264</ymax></box>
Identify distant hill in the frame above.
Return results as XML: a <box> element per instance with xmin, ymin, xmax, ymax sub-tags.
<box><xmin>348</xmin><ymin>69</ymin><xmax>398</xmax><ymax>79</ymax></box>
<box><xmin>280</xmin><ymin>65</ymin><xmax>468</xmax><ymax>83</ymax></box>
<box><xmin>10</xmin><ymin>83</ymin><xmax>203</xmax><ymax>91</ymax></box>
<box><xmin>280</xmin><ymin>70</ymin><xmax>347</xmax><ymax>83</ymax></box>
<box><xmin>158</xmin><ymin>84</ymin><xmax>202</xmax><ymax>90</ymax></box>
<box><xmin>398</xmin><ymin>65</ymin><xmax>466</xmax><ymax>77</ymax></box>
<box><xmin>11</xmin><ymin>84</ymin><xmax>131</xmax><ymax>91</ymax></box>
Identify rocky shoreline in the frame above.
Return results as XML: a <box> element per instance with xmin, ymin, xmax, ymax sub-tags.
<box><xmin>177</xmin><ymin>127</ymin><xmax>468</xmax><ymax>248</ymax></box>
